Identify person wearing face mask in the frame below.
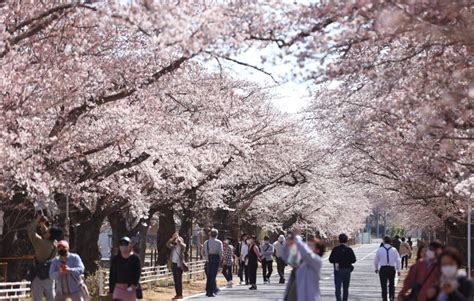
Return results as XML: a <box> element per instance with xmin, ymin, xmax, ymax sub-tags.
<box><xmin>221</xmin><ymin>238</ymin><xmax>234</xmax><ymax>288</ymax></box>
<box><xmin>109</xmin><ymin>237</ymin><xmax>141</xmax><ymax>301</ymax></box>
<box><xmin>236</xmin><ymin>234</ymin><xmax>249</xmax><ymax>285</ymax></box>
<box><xmin>398</xmin><ymin>241</ymin><xmax>444</xmax><ymax>301</ymax></box>
<box><xmin>427</xmin><ymin>247</ymin><xmax>473</xmax><ymax>301</ymax></box>
<box><xmin>282</xmin><ymin>233</ymin><xmax>325</xmax><ymax>301</ymax></box>
<box><xmin>49</xmin><ymin>240</ymin><xmax>85</xmax><ymax>301</ymax></box>
<box><xmin>261</xmin><ymin>236</ymin><xmax>275</xmax><ymax>284</ymax></box>
<box><xmin>273</xmin><ymin>235</ymin><xmax>287</xmax><ymax>284</ymax></box>
<box><xmin>247</xmin><ymin>235</ymin><xmax>262</xmax><ymax>290</ymax></box>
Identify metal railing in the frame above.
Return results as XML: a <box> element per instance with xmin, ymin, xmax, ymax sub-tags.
<box><xmin>0</xmin><ymin>260</ymin><xmax>207</xmax><ymax>299</ymax></box>
<box><xmin>98</xmin><ymin>260</ymin><xmax>207</xmax><ymax>296</ymax></box>
<box><xmin>0</xmin><ymin>282</ymin><xmax>30</xmax><ymax>300</ymax></box>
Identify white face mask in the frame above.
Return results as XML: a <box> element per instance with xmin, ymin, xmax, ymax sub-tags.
<box><xmin>441</xmin><ymin>265</ymin><xmax>458</xmax><ymax>277</ymax></box>
<box><xmin>426</xmin><ymin>250</ymin><xmax>435</xmax><ymax>260</ymax></box>
<box><xmin>264</xmin><ymin>240</ymin><xmax>269</xmax><ymax>244</ymax></box>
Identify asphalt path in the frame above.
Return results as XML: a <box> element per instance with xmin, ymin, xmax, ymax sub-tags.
<box><xmin>187</xmin><ymin>243</ymin><xmax>393</xmax><ymax>300</ymax></box>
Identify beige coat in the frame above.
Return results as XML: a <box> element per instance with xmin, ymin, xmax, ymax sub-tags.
<box><xmin>399</xmin><ymin>242</ymin><xmax>412</xmax><ymax>256</ymax></box>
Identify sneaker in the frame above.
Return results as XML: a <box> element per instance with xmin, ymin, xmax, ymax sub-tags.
<box><xmin>240</xmin><ymin>281</ymin><xmax>245</xmax><ymax>285</ymax></box>
<box><xmin>226</xmin><ymin>281</ymin><xmax>233</xmax><ymax>288</ymax></box>
<box><xmin>249</xmin><ymin>285</ymin><xmax>257</xmax><ymax>290</ymax></box>
<box><xmin>172</xmin><ymin>296</ymin><xmax>183</xmax><ymax>300</ymax></box>
<box><xmin>267</xmin><ymin>278</ymin><xmax>271</xmax><ymax>284</ymax></box>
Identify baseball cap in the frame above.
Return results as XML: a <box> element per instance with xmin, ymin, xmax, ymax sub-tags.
<box><xmin>57</xmin><ymin>240</ymin><xmax>69</xmax><ymax>249</ymax></box>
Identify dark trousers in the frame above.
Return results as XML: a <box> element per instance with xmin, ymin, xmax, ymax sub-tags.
<box><xmin>222</xmin><ymin>265</ymin><xmax>233</xmax><ymax>282</ymax></box>
<box><xmin>276</xmin><ymin>257</ymin><xmax>286</xmax><ymax>281</ymax></box>
<box><xmin>379</xmin><ymin>266</ymin><xmax>396</xmax><ymax>301</ymax></box>
<box><xmin>401</xmin><ymin>255</ymin><xmax>409</xmax><ymax>269</ymax></box>
<box><xmin>334</xmin><ymin>268</ymin><xmax>352</xmax><ymax>301</ymax></box>
<box><xmin>206</xmin><ymin>255</ymin><xmax>220</xmax><ymax>296</ymax></box>
<box><xmin>262</xmin><ymin>259</ymin><xmax>273</xmax><ymax>281</ymax></box>
<box><xmin>248</xmin><ymin>262</ymin><xmax>257</xmax><ymax>285</ymax></box>
<box><xmin>238</xmin><ymin>261</ymin><xmax>249</xmax><ymax>283</ymax></box>
<box><xmin>172</xmin><ymin>263</ymin><xmax>183</xmax><ymax>296</ymax></box>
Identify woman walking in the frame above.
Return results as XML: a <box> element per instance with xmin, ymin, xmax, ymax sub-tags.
<box><xmin>247</xmin><ymin>235</ymin><xmax>261</xmax><ymax>290</ymax></box>
<box><xmin>109</xmin><ymin>237</ymin><xmax>141</xmax><ymax>301</ymax></box>
<box><xmin>427</xmin><ymin>247</ymin><xmax>473</xmax><ymax>301</ymax></box>
<box><xmin>283</xmin><ymin>234</ymin><xmax>325</xmax><ymax>301</ymax></box>
<box><xmin>167</xmin><ymin>232</ymin><xmax>186</xmax><ymax>300</ymax></box>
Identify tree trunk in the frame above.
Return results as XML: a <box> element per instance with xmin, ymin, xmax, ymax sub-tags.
<box><xmin>229</xmin><ymin>212</ymin><xmax>241</xmax><ymax>244</ymax></box>
<box><xmin>157</xmin><ymin>207</ymin><xmax>175</xmax><ymax>265</ymax></box>
<box><xmin>135</xmin><ymin>222</ymin><xmax>149</xmax><ymax>266</ymax></box>
<box><xmin>179</xmin><ymin>208</ymin><xmax>193</xmax><ymax>261</ymax></box>
<box><xmin>108</xmin><ymin>210</ymin><xmax>129</xmax><ymax>253</ymax></box>
<box><xmin>74</xmin><ymin>215</ymin><xmax>104</xmax><ymax>275</ymax></box>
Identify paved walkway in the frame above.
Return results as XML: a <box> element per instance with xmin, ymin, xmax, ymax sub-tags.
<box><xmin>187</xmin><ymin>243</ymin><xmax>392</xmax><ymax>300</ymax></box>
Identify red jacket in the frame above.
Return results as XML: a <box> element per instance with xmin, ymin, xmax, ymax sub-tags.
<box><xmin>398</xmin><ymin>260</ymin><xmax>441</xmax><ymax>301</ymax></box>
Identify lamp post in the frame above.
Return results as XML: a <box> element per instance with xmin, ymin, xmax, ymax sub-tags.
<box><xmin>468</xmin><ymin>187</ymin><xmax>472</xmax><ymax>279</ymax></box>
<box><xmin>64</xmin><ymin>195</ymin><xmax>70</xmax><ymax>240</ymax></box>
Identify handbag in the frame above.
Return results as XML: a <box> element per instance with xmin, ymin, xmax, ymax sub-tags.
<box><xmin>404</xmin><ymin>264</ymin><xmax>437</xmax><ymax>301</ymax></box>
<box><xmin>35</xmin><ymin>247</ymin><xmax>56</xmax><ymax>280</ymax></box>
<box><xmin>79</xmin><ymin>275</ymin><xmax>90</xmax><ymax>301</ymax></box>
<box><xmin>136</xmin><ymin>283</ymin><xmax>143</xmax><ymax>299</ymax></box>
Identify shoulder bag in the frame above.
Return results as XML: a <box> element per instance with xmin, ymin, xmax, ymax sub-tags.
<box><xmin>404</xmin><ymin>263</ymin><xmax>437</xmax><ymax>301</ymax></box>
<box><xmin>36</xmin><ymin>246</ymin><xmax>56</xmax><ymax>280</ymax></box>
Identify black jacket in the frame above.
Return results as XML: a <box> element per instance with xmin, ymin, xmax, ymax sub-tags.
<box><xmin>109</xmin><ymin>253</ymin><xmax>141</xmax><ymax>294</ymax></box>
<box><xmin>329</xmin><ymin>244</ymin><xmax>356</xmax><ymax>270</ymax></box>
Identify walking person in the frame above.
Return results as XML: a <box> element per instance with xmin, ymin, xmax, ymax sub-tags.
<box><xmin>273</xmin><ymin>235</ymin><xmax>287</xmax><ymax>284</ymax></box>
<box><xmin>167</xmin><ymin>232</ymin><xmax>186</xmax><ymax>300</ymax></box>
<box><xmin>109</xmin><ymin>237</ymin><xmax>141</xmax><ymax>301</ymax></box>
<box><xmin>329</xmin><ymin>233</ymin><xmax>356</xmax><ymax>301</ymax></box>
<box><xmin>374</xmin><ymin>236</ymin><xmax>401</xmax><ymax>301</ymax></box>
<box><xmin>235</xmin><ymin>234</ymin><xmax>249</xmax><ymax>285</ymax></box>
<box><xmin>203</xmin><ymin>229</ymin><xmax>223</xmax><ymax>297</ymax></box>
<box><xmin>398</xmin><ymin>241</ymin><xmax>444</xmax><ymax>301</ymax></box>
<box><xmin>261</xmin><ymin>236</ymin><xmax>274</xmax><ymax>284</ymax></box>
<box><xmin>49</xmin><ymin>240</ymin><xmax>85</xmax><ymax>301</ymax></box>
<box><xmin>28</xmin><ymin>215</ymin><xmax>63</xmax><ymax>301</ymax></box>
<box><xmin>392</xmin><ymin>235</ymin><xmax>401</xmax><ymax>253</ymax></box>
<box><xmin>283</xmin><ymin>234</ymin><xmax>325</xmax><ymax>301</ymax></box>
<box><xmin>247</xmin><ymin>235</ymin><xmax>262</xmax><ymax>290</ymax></box>
<box><xmin>399</xmin><ymin>237</ymin><xmax>412</xmax><ymax>270</ymax></box>
<box><xmin>407</xmin><ymin>237</ymin><xmax>414</xmax><ymax>250</ymax></box>
<box><xmin>222</xmin><ymin>238</ymin><xmax>234</xmax><ymax>288</ymax></box>
<box><xmin>426</xmin><ymin>247</ymin><xmax>473</xmax><ymax>301</ymax></box>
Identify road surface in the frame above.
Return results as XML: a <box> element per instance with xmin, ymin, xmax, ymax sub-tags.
<box><xmin>187</xmin><ymin>243</ymin><xmax>392</xmax><ymax>300</ymax></box>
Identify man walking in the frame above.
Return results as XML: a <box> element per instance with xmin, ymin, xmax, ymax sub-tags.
<box><xmin>273</xmin><ymin>235</ymin><xmax>286</xmax><ymax>284</ymax></box>
<box><xmin>203</xmin><ymin>229</ymin><xmax>223</xmax><ymax>297</ymax></box>
<box><xmin>49</xmin><ymin>240</ymin><xmax>86</xmax><ymax>301</ymax></box>
<box><xmin>329</xmin><ymin>233</ymin><xmax>356</xmax><ymax>301</ymax></box>
<box><xmin>235</xmin><ymin>234</ymin><xmax>249</xmax><ymax>285</ymax></box>
<box><xmin>374</xmin><ymin>236</ymin><xmax>401</xmax><ymax>301</ymax></box>
<box><xmin>260</xmin><ymin>236</ymin><xmax>274</xmax><ymax>284</ymax></box>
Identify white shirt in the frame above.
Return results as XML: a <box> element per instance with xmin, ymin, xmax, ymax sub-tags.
<box><xmin>273</xmin><ymin>240</ymin><xmax>285</xmax><ymax>258</ymax></box>
<box><xmin>374</xmin><ymin>244</ymin><xmax>401</xmax><ymax>271</ymax></box>
<box><xmin>171</xmin><ymin>245</ymin><xmax>181</xmax><ymax>264</ymax></box>
<box><xmin>240</xmin><ymin>243</ymin><xmax>249</xmax><ymax>262</ymax></box>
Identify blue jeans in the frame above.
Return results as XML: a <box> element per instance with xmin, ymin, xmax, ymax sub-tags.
<box><xmin>334</xmin><ymin>268</ymin><xmax>352</xmax><ymax>301</ymax></box>
<box><xmin>206</xmin><ymin>255</ymin><xmax>220</xmax><ymax>296</ymax></box>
